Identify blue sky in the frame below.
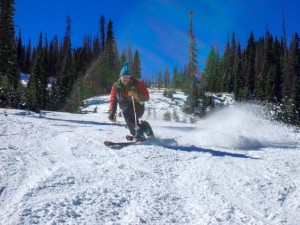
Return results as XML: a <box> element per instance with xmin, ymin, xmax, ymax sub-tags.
<box><xmin>15</xmin><ymin>0</ymin><xmax>300</xmax><ymax>78</ymax></box>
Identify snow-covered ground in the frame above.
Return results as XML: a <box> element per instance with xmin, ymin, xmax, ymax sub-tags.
<box><xmin>1</xmin><ymin>89</ymin><xmax>299</xmax><ymax>225</ymax></box>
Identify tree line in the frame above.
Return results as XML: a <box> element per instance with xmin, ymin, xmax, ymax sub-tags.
<box><xmin>151</xmin><ymin>13</ymin><xmax>299</xmax><ymax>126</ymax></box>
<box><xmin>201</xmin><ymin>29</ymin><xmax>300</xmax><ymax>126</ymax></box>
<box><xmin>1</xmin><ymin>1</ymin><xmax>299</xmax><ymax>126</ymax></box>
<box><xmin>0</xmin><ymin>0</ymin><xmax>142</xmax><ymax>112</ymax></box>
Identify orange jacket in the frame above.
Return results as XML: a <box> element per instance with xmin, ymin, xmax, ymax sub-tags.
<box><xmin>109</xmin><ymin>77</ymin><xmax>149</xmax><ymax>113</ymax></box>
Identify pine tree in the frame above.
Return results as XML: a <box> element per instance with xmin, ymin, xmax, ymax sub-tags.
<box><xmin>119</xmin><ymin>48</ymin><xmax>127</xmax><ymax>68</ymax></box>
<box><xmin>220</xmin><ymin>41</ymin><xmax>231</xmax><ymax>92</ymax></box>
<box><xmin>26</xmin><ymin>65</ymin><xmax>39</xmax><ymax>111</ymax></box>
<box><xmin>245</xmin><ymin>31</ymin><xmax>256</xmax><ymax>99</ymax></box>
<box><xmin>127</xmin><ymin>43</ymin><xmax>133</xmax><ymax>70</ymax></box>
<box><xmin>24</xmin><ymin>40</ymin><xmax>32</xmax><ymax>74</ymax></box>
<box><xmin>254</xmin><ymin>38</ymin><xmax>264</xmax><ymax>98</ymax></box>
<box><xmin>228</xmin><ymin>33</ymin><xmax>236</xmax><ymax>93</ymax></box>
<box><xmin>257</xmin><ymin>30</ymin><xmax>273</xmax><ymax>101</ymax></box>
<box><xmin>157</xmin><ymin>70</ymin><xmax>163</xmax><ymax>90</ymax></box>
<box><xmin>40</xmin><ymin>36</ymin><xmax>50</xmax><ymax>110</ymax></box>
<box><xmin>293</xmin><ymin>33</ymin><xmax>300</xmax><ymax>118</ymax></box>
<box><xmin>99</xmin><ymin>15</ymin><xmax>106</xmax><ymax>53</ymax></box>
<box><xmin>274</xmin><ymin>39</ymin><xmax>284</xmax><ymax>103</ymax></box>
<box><xmin>280</xmin><ymin>33</ymin><xmax>300</xmax><ymax>125</ymax></box>
<box><xmin>171</xmin><ymin>66</ymin><xmax>180</xmax><ymax>88</ymax></box>
<box><xmin>92</xmin><ymin>36</ymin><xmax>100</xmax><ymax>59</ymax></box>
<box><xmin>103</xmin><ymin>19</ymin><xmax>117</xmax><ymax>84</ymax></box>
<box><xmin>163</xmin><ymin>66</ymin><xmax>170</xmax><ymax>88</ymax></box>
<box><xmin>131</xmin><ymin>50</ymin><xmax>141</xmax><ymax>78</ymax></box>
<box><xmin>57</xmin><ymin>16</ymin><xmax>74</xmax><ymax>110</ymax></box>
<box><xmin>233</xmin><ymin>43</ymin><xmax>243</xmax><ymax>100</ymax></box>
<box><xmin>184</xmin><ymin>11</ymin><xmax>202</xmax><ymax>116</ymax></box>
<box><xmin>26</xmin><ymin>32</ymin><xmax>49</xmax><ymax>111</ymax></box>
<box><xmin>204</xmin><ymin>46</ymin><xmax>220</xmax><ymax>92</ymax></box>
<box><xmin>16</xmin><ymin>30</ymin><xmax>25</xmax><ymax>73</ymax></box>
<box><xmin>187</xmin><ymin>11</ymin><xmax>199</xmax><ymax>95</ymax></box>
<box><xmin>0</xmin><ymin>0</ymin><xmax>19</xmax><ymax>107</ymax></box>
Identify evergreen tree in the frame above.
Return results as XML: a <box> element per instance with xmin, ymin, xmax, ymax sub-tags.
<box><xmin>293</xmin><ymin>33</ymin><xmax>300</xmax><ymax>118</ymax></box>
<box><xmin>119</xmin><ymin>48</ymin><xmax>127</xmax><ymax>68</ymax></box>
<box><xmin>163</xmin><ymin>66</ymin><xmax>170</xmax><ymax>88</ymax></box>
<box><xmin>257</xmin><ymin>30</ymin><xmax>273</xmax><ymax>100</ymax></box>
<box><xmin>254</xmin><ymin>38</ymin><xmax>264</xmax><ymax>98</ymax></box>
<box><xmin>16</xmin><ymin>30</ymin><xmax>25</xmax><ymax>73</ymax></box>
<box><xmin>40</xmin><ymin>36</ymin><xmax>50</xmax><ymax>110</ymax></box>
<box><xmin>266</xmin><ymin>37</ymin><xmax>283</xmax><ymax>103</ymax></box>
<box><xmin>184</xmin><ymin>11</ymin><xmax>202</xmax><ymax>115</ymax></box>
<box><xmin>245</xmin><ymin>31</ymin><xmax>256</xmax><ymax>99</ymax></box>
<box><xmin>99</xmin><ymin>15</ymin><xmax>106</xmax><ymax>53</ymax></box>
<box><xmin>187</xmin><ymin>11</ymin><xmax>199</xmax><ymax>95</ymax></box>
<box><xmin>280</xmin><ymin>33</ymin><xmax>300</xmax><ymax>125</ymax></box>
<box><xmin>26</xmin><ymin>65</ymin><xmax>39</xmax><ymax>111</ymax></box>
<box><xmin>157</xmin><ymin>70</ymin><xmax>163</xmax><ymax>90</ymax></box>
<box><xmin>171</xmin><ymin>66</ymin><xmax>180</xmax><ymax>89</ymax></box>
<box><xmin>103</xmin><ymin>19</ymin><xmax>118</xmax><ymax>83</ymax></box>
<box><xmin>92</xmin><ymin>36</ymin><xmax>100</xmax><ymax>59</ymax></box>
<box><xmin>73</xmin><ymin>47</ymin><xmax>88</xmax><ymax>79</ymax></box>
<box><xmin>220</xmin><ymin>41</ymin><xmax>231</xmax><ymax>92</ymax></box>
<box><xmin>233</xmin><ymin>43</ymin><xmax>243</xmax><ymax>100</ymax></box>
<box><xmin>57</xmin><ymin>16</ymin><xmax>74</xmax><ymax>110</ymax></box>
<box><xmin>0</xmin><ymin>0</ymin><xmax>19</xmax><ymax>107</ymax></box>
<box><xmin>81</xmin><ymin>35</ymin><xmax>93</xmax><ymax>70</ymax></box>
<box><xmin>226</xmin><ymin>33</ymin><xmax>236</xmax><ymax>93</ymax></box>
<box><xmin>48</xmin><ymin>36</ymin><xmax>59</xmax><ymax>79</ymax></box>
<box><xmin>222</xmin><ymin>32</ymin><xmax>236</xmax><ymax>93</ymax></box>
<box><xmin>204</xmin><ymin>46</ymin><xmax>220</xmax><ymax>92</ymax></box>
<box><xmin>127</xmin><ymin>43</ymin><xmax>133</xmax><ymax>70</ymax></box>
<box><xmin>26</xmin><ymin>32</ymin><xmax>49</xmax><ymax>111</ymax></box>
<box><xmin>131</xmin><ymin>50</ymin><xmax>141</xmax><ymax>78</ymax></box>
<box><xmin>24</xmin><ymin>40</ymin><xmax>32</xmax><ymax>74</ymax></box>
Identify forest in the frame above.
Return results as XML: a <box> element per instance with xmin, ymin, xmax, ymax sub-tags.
<box><xmin>202</xmin><ymin>30</ymin><xmax>300</xmax><ymax>126</ymax></box>
<box><xmin>0</xmin><ymin>1</ymin><xmax>143</xmax><ymax>112</ymax></box>
<box><xmin>0</xmin><ymin>0</ymin><xmax>299</xmax><ymax>126</ymax></box>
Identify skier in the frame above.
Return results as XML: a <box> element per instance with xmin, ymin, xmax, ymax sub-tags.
<box><xmin>108</xmin><ymin>62</ymin><xmax>154</xmax><ymax>141</ymax></box>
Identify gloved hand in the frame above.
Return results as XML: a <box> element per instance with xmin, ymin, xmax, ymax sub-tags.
<box><xmin>108</xmin><ymin>112</ymin><xmax>116</xmax><ymax>122</ymax></box>
<box><xmin>128</xmin><ymin>90</ymin><xmax>139</xmax><ymax>100</ymax></box>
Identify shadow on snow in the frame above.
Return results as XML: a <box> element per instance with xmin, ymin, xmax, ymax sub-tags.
<box><xmin>41</xmin><ymin>116</ymin><xmax>118</xmax><ymax>127</ymax></box>
<box><xmin>115</xmin><ymin>138</ymin><xmax>260</xmax><ymax>160</ymax></box>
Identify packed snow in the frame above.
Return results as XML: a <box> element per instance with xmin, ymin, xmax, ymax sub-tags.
<box><xmin>0</xmin><ymin>89</ymin><xmax>300</xmax><ymax>225</ymax></box>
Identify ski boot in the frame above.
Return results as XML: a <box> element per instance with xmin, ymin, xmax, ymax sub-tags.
<box><xmin>126</xmin><ymin>128</ymin><xmax>146</xmax><ymax>142</ymax></box>
<box><xmin>139</xmin><ymin>120</ymin><xmax>154</xmax><ymax>138</ymax></box>
<box><xmin>133</xmin><ymin>128</ymin><xmax>146</xmax><ymax>142</ymax></box>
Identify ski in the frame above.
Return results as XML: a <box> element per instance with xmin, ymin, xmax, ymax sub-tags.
<box><xmin>104</xmin><ymin>134</ymin><xmax>153</xmax><ymax>147</ymax></box>
<box><xmin>104</xmin><ymin>140</ymin><xmax>139</xmax><ymax>147</ymax></box>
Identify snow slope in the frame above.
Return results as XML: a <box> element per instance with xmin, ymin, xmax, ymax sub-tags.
<box><xmin>1</xmin><ymin>89</ymin><xmax>300</xmax><ymax>225</ymax></box>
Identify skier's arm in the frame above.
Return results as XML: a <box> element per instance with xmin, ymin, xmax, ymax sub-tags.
<box><xmin>137</xmin><ymin>80</ymin><xmax>149</xmax><ymax>103</ymax></box>
<box><xmin>109</xmin><ymin>85</ymin><xmax>118</xmax><ymax>113</ymax></box>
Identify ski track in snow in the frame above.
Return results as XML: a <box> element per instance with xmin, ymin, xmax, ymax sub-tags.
<box><xmin>1</xmin><ymin>89</ymin><xmax>300</xmax><ymax>225</ymax></box>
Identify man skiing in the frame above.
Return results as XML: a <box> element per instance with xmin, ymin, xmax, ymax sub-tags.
<box><xmin>108</xmin><ymin>61</ymin><xmax>154</xmax><ymax>141</ymax></box>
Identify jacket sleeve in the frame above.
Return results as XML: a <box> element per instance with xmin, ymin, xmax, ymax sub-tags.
<box><xmin>109</xmin><ymin>85</ymin><xmax>118</xmax><ymax>113</ymax></box>
<box><xmin>137</xmin><ymin>80</ymin><xmax>149</xmax><ymax>103</ymax></box>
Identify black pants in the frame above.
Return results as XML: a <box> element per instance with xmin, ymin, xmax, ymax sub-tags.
<box><xmin>122</xmin><ymin>102</ymin><xmax>145</xmax><ymax>135</ymax></box>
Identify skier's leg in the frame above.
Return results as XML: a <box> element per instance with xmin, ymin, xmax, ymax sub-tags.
<box><xmin>139</xmin><ymin>120</ymin><xmax>154</xmax><ymax>137</ymax></box>
<box><xmin>134</xmin><ymin>104</ymin><xmax>153</xmax><ymax>137</ymax></box>
<box><xmin>123</xmin><ymin>104</ymin><xmax>146</xmax><ymax>140</ymax></box>
<box><xmin>122</xmin><ymin>108</ymin><xmax>136</xmax><ymax>136</ymax></box>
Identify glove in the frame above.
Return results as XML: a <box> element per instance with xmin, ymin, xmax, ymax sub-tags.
<box><xmin>128</xmin><ymin>90</ymin><xmax>139</xmax><ymax>100</ymax></box>
<box><xmin>108</xmin><ymin>113</ymin><xmax>116</xmax><ymax>122</ymax></box>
